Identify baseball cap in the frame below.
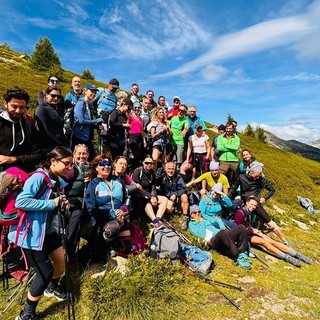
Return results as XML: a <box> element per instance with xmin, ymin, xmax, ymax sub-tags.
<box><xmin>84</xmin><ymin>83</ymin><xmax>98</xmax><ymax>91</ymax></box>
<box><xmin>109</xmin><ymin>78</ymin><xmax>119</xmax><ymax>89</ymax></box>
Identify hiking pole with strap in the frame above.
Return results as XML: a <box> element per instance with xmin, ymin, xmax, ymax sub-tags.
<box><xmin>248</xmin><ymin>246</ymin><xmax>270</xmax><ymax>269</ymax></box>
<box><xmin>58</xmin><ymin>194</ymin><xmax>76</xmax><ymax>320</ymax></box>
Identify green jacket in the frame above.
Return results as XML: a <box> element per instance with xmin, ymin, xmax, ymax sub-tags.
<box><xmin>217</xmin><ymin>133</ymin><xmax>240</xmax><ymax>162</ymax></box>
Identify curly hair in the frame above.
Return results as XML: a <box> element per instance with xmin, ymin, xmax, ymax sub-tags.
<box><xmin>4</xmin><ymin>87</ymin><xmax>30</xmax><ymax>103</ymax></box>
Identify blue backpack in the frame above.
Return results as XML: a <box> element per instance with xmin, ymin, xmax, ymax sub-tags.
<box><xmin>180</xmin><ymin>244</ymin><xmax>213</xmax><ymax>275</ymax></box>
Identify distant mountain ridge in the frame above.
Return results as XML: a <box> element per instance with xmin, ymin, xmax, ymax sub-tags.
<box><xmin>265</xmin><ymin>131</ymin><xmax>320</xmax><ymax>162</ymax></box>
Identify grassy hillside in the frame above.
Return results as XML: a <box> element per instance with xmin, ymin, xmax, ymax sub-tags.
<box><xmin>1</xmin><ymin>44</ymin><xmax>320</xmax><ymax>320</ymax></box>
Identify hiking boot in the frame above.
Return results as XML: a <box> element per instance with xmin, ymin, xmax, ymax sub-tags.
<box><xmin>15</xmin><ymin>310</ymin><xmax>39</xmax><ymax>320</ymax></box>
<box><xmin>236</xmin><ymin>252</ymin><xmax>251</xmax><ymax>270</ymax></box>
<box><xmin>295</xmin><ymin>252</ymin><xmax>313</xmax><ymax>265</ymax></box>
<box><xmin>181</xmin><ymin>215</ymin><xmax>190</xmax><ymax>231</ymax></box>
<box><xmin>44</xmin><ymin>285</ymin><xmax>67</xmax><ymax>301</ymax></box>
<box><xmin>285</xmin><ymin>255</ymin><xmax>301</xmax><ymax>268</ymax></box>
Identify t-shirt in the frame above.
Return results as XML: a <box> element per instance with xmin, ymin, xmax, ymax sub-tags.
<box><xmin>197</xmin><ymin>172</ymin><xmax>230</xmax><ymax>191</ymax></box>
<box><xmin>189</xmin><ymin>134</ymin><xmax>209</xmax><ymax>154</ymax></box>
<box><xmin>169</xmin><ymin>116</ymin><xmax>189</xmax><ymax>146</ymax></box>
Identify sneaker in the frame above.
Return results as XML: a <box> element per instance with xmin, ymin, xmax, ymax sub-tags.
<box><xmin>295</xmin><ymin>252</ymin><xmax>313</xmax><ymax>265</ymax></box>
<box><xmin>15</xmin><ymin>310</ymin><xmax>39</xmax><ymax>320</ymax></box>
<box><xmin>236</xmin><ymin>252</ymin><xmax>251</xmax><ymax>270</ymax></box>
<box><xmin>285</xmin><ymin>255</ymin><xmax>302</xmax><ymax>268</ymax></box>
<box><xmin>181</xmin><ymin>216</ymin><xmax>190</xmax><ymax>231</ymax></box>
<box><xmin>44</xmin><ymin>285</ymin><xmax>67</xmax><ymax>301</ymax></box>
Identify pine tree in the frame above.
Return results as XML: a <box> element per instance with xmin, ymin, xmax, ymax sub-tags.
<box><xmin>255</xmin><ymin>126</ymin><xmax>267</xmax><ymax>143</ymax></box>
<box><xmin>227</xmin><ymin>114</ymin><xmax>235</xmax><ymax>123</ymax></box>
<box><xmin>82</xmin><ymin>69</ymin><xmax>95</xmax><ymax>80</ymax></box>
<box><xmin>30</xmin><ymin>37</ymin><xmax>61</xmax><ymax>72</ymax></box>
<box><xmin>244</xmin><ymin>124</ymin><xmax>255</xmax><ymax>137</ymax></box>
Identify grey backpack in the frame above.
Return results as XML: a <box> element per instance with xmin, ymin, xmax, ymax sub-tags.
<box><xmin>150</xmin><ymin>226</ymin><xmax>181</xmax><ymax>263</ymax></box>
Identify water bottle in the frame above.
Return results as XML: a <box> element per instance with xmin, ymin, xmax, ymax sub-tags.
<box><xmin>149</xmin><ymin>242</ymin><xmax>157</xmax><ymax>259</ymax></box>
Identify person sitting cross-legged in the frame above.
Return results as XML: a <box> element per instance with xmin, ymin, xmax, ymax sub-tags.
<box><xmin>157</xmin><ymin>162</ymin><xmax>190</xmax><ymax>230</ymax></box>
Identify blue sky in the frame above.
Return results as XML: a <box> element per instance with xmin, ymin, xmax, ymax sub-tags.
<box><xmin>1</xmin><ymin>0</ymin><xmax>320</xmax><ymax>142</ymax></box>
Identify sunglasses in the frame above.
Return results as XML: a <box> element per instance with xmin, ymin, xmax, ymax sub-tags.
<box><xmin>50</xmin><ymin>94</ymin><xmax>61</xmax><ymax>99</ymax></box>
<box><xmin>144</xmin><ymin>162</ymin><xmax>153</xmax><ymax>165</ymax></box>
<box><xmin>59</xmin><ymin>160</ymin><xmax>73</xmax><ymax>168</ymax></box>
<box><xmin>99</xmin><ymin>160</ymin><xmax>112</xmax><ymax>167</ymax></box>
<box><xmin>192</xmin><ymin>210</ymin><xmax>201</xmax><ymax>214</ymax></box>
<box><xmin>179</xmin><ymin>109</ymin><xmax>186</xmax><ymax>112</ymax></box>
<box><xmin>49</xmin><ymin>79</ymin><xmax>59</xmax><ymax>84</ymax></box>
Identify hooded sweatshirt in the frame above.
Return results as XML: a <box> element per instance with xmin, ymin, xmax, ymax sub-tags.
<box><xmin>0</xmin><ymin>111</ymin><xmax>45</xmax><ymax>172</ymax></box>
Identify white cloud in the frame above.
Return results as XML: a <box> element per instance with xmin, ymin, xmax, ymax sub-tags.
<box><xmin>201</xmin><ymin>64</ymin><xmax>229</xmax><ymax>82</ymax></box>
<box><xmin>155</xmin><ymin>2</ymin><xmax>319</xmax><ymax>78</ymax></box>
<box><xmin>239</xmin><ymin>122</ymin><xmax>320</xmax><ymax>143</ymax></box>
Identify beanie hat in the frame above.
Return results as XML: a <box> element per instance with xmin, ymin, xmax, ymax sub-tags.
<box><xmin>189</xmin><ymin>204</ymin><xmax>201</xmax><ymax>214</ymax></box>
<box><xmin>211</xmin><ymin>182</ymin><xmax>223</xmax><ymax>193</ymax></box>
<box><xmin>209</xmin><ymin>161</ymin><xmax>220</xmax><ymax>171</ymax></box>
<box><xmin>250</xmin><ymin>161</ymin><xmax>264</xmax><ymax>173</ymax></box>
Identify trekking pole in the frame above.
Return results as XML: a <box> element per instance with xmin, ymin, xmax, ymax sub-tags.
<box><xmin>1</xmin><ymin>226</ymin><xmax>9</xmax><ymax>290</ymax></box>
<box><xmin>58</xmin><ymin>195</ymin><xmax>76</xmax><ymax>320</ymax></box>
<box><xmin>248</xmin><ymin>246</ymin><xmax>270</xmax><ymax>269</ymax></box>
<box><xmin>162</xmin><ymin>220</ymin><xmax>193</xmax><ymax>244</ymax></box>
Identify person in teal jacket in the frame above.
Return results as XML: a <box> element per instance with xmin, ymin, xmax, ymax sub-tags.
<box><xmin>9</xmin><ymin>146</ymin><xmax>73</xmax><ymax>320</ymax></box>
<box><xmin>189</xmin><ymin>183</ymin><xmax>251</xmax><ymax>269</ymax></box>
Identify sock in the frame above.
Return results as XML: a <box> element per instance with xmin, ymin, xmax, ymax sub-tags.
<box><xmin>23</xmin><ymin>298</ymin><xmax>39</xmax><ymax>315</ymax></box>
<box><xmin>277</xmin><ymin>251</ymin><xmax>287</xmax><ymax>259</ymax></box>
<box><xmin>48</xmin><ymin>278</ymin><xmax>60</xmax><ymax>289</ymax></box>
<box><xmin>288</xmin><ymin>248</ymin><xmax>297</xmax><ymax>256</ymax></box>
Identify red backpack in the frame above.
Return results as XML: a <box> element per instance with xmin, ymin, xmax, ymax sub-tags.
<box><xmin>0</xmin><ymin>168</ymin><xmax>52</xmax><ymax>246</ymax></box>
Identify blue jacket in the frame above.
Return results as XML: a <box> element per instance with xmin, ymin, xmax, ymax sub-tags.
<box><xmin>95</xmin><ymin>89</ymin><xmax>117</xmax><ymax>114</ymax></box>
<box><xmin>8</xmin><ymin>169</ymin><xmax>67</xmax><ymax>251</ymax></box>
<box><xmin>73</xmin><ymin>100</ymin><xmax>102</xmax><ymax>141</ymax></box>
<box><xmin>85</xmin><ymin>177</ymin><xmax>125</xmax><ymax>226</ymax></box>
<box><xmin>65</xmin><ymin>90</ymin><xmax>84</xmax><ymax>110</ymax></box>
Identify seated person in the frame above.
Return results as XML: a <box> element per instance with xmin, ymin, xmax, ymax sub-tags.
<box><xmin>188</xmin><ymin>204</ymin><xmax>251</xmax><ymax>269</ymax></box>
<box><xmin>85</xmin><ymin>154</ymin><xmax>131</xmax><ymax>260</ymax></box>
<box><xmin>187</xmin><ymin>161</ymin><xmax>230</xmax><ymax>197</ymax></box>
<box><xmin>235</xmin><ymin>196</ymin><xmax>312</xmax><ymax>267</ymax></box>
<box><xmin>131</xmin><ymin>156</ymin><xmax>168</xmax><ymax>228</ymax></box>
<box><xmin>157</xmin><ymin>162</ymin><xmax>189</xmax><ymax>230</ymax></box>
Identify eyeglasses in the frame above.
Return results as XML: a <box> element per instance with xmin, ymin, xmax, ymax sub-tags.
<box><xmin>59</xmin><ymin>160</ymin><xmax>73</xmax><ymax>168</ymax></box>
<box><xmin>50</xmin><ymin>94</ymin><xmax>61</xmax><ymax>99</ymax></box>
<box><xmin>49</xmin><ymin>79</ymin><xmax>59</xmax><ymax>84</ymax></box>
<box><xmin>99</xmin><ymin>160</ymin><xmax>112</xmax><ymax>167</ymax></box>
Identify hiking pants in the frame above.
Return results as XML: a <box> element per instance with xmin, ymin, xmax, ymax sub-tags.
<box><xmin>254</xmin><ymin>204</ymin><xmax>271</xmax><ymax>223</ymax></box>
<box><xmin>210</xmin><ymin>225</ymin><xmax>248</xmax><ymax>258</ymax></box>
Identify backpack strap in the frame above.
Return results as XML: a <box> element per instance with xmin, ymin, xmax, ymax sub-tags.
<box><xmin>13</xmin><ymin>172</ymin><xmax>53</xmax><ymax>248</ymax></box>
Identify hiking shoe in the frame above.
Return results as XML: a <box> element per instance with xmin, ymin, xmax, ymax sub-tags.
<box><xmin>181</xmin><ymin>216</ymin><xmax>190</xmax><ymax>231</ymax></box>
<box><xmin>44</xmin><ymin>285</ymin><xmax>67</xmax><ymax>301</ymax></box>
<box><xmin>295</xmin><ymin>252</ymin><xmax>313</xmax><ymax>265</ymax></box>
<box><xmin>236</xmin><ymin>252</ymin><xmax>251</xmax><ymax>270</ymax></box>
<box><xmin>15</xmin><ymin>310</ymin><xmax>39</xmax><ymax>320</ymax></box>
<box><xmin>152</xmin><ymin>218</ymin><xmax>163</xmax><ymax>229</ymax></box>
<box><xmin>285</xmin><ymin>255</ymin><xmax>301</xmax><ymax>268</ymax></box>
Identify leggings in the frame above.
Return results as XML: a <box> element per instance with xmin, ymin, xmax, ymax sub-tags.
<box><xmin>254</xmin><ymin>204</ymin><xmax>271</xmax><ymax>224</ymax></box>
<box><xmin>22</xmin><ymin>232</ymin><xmax>62</xmax><ymax>297</ymax></box>
<box><xmin>210</xmin><ymin>225</ymin><xmax>248</xmax><ymax>258</ymax></box>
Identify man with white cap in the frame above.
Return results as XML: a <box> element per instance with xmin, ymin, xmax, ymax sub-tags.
<box><xmin>186</xmin><ymin>161</ymin><xmax>230</xmax><ymax>197</ymax></box>
<box><xmin>166</xmin><ymin>96</ymin><xmax>181</xmax><ymax>120</ymax></box>
<box><xmin>228</xmin><ymin>161</ymin><xmax>290</xmax><ymax>245</ymax></box>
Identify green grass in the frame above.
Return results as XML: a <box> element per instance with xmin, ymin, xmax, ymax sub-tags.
<box><xmin>1</xmin><ymin>44</ymin><xmax>320</xmax><ymax>320</ymax></box>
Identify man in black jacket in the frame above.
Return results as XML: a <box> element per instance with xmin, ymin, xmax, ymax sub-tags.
<box><xmin>157</xmin><ymin>162</ymin><xmax>190</xmax><ymax>230</ymax></box>
<box><xmin>228</xmin><ymin>162</ymin><xmax>289</xmax><ymax>245</ymax></box>
<box><xmin>0</xmin><ymin>87</ymin><xmax>46</xmax><ymax>172</ymax></box>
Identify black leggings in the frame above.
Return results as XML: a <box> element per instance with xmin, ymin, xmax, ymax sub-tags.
<box><xmin>22</xmin><ymin>232</ymin><xmax>62</xmax><ymax>297</ymax></box>
<box><xmin>254</xmin><ymin>204</ymin><xmax>271</xmax><ymax>224</ymax></box>
<box><xmin>210</xmin><ymin>225</ymin><xmax>248</xmax><ymax>257</ymax></box>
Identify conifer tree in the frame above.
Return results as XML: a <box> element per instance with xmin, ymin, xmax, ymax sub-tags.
<box><xmin>244</xmin><ymin>124</ymin><xmax>255</xmax><ymax>137</ymax></box>
<box><xmin>255</xmin><ymin>126</ymin><xmax>267</xmax><ymax>143</ymax></box>
<box><xmin>30</xmin><ymin>37</ymin><xmax>61</xmax><ymax>71</ymax></box>
<box><xmin>227</xmin><ymin>114</ymin><xmax>235</xmax><ymax>123</ymax></box>
<box><xmin>82</xmin><ymin>69</ymin><xmax>95</xmax><ymax>80</ymax></box>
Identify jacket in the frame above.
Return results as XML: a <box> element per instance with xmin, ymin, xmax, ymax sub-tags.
<box><xmin>0</xmin><ymin>111</ymin><xmax>46</xmax><ymax>172</ymax></box>
<box><xmin>73</xmin><ymin>100</ymin><xmax>102</xmax><ymax>141</ymax></box>
<box><xmin>156</xmin><ymin>170</ymin><xmax>186</xmax><ymax>198</ymax></box>
<box><xmin>217</xmin><ymin>133</ymin><xmax>240</xmax><ymax>162</ymax></box>
<box><xmin>228</xmin><ymin>173</ymin><xmax>275</xmax><ymax>201</ymax></box>
<box><xmin>8</xmin><ymin>169</ymin><xmax>67</xmax><ymax>251</ymax></box>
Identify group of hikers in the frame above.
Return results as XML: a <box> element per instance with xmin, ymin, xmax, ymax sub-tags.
<box><xmin>0</xmin><ymin>76</ymin><xmax>313</xmax><ymax>320</ymax></box>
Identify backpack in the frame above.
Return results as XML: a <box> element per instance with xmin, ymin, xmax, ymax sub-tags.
<box><xmin>0</xmin><ymin>168</ymin><xmax>52</xmax><ymax>244</ymax></box>
<box><xmin>150</xmin><ymin>226</ymin><xmax>181</xmax><ymax>263</ymax></box>
<box><xmin>180</xmin><ymin>243</ymin><xmax>213</xmax><ymax>275</ymax></box>
<box><xmin>129</xmin><ymin>223</ymin><xmax>148</xmax><ymax>255</ymax></box>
